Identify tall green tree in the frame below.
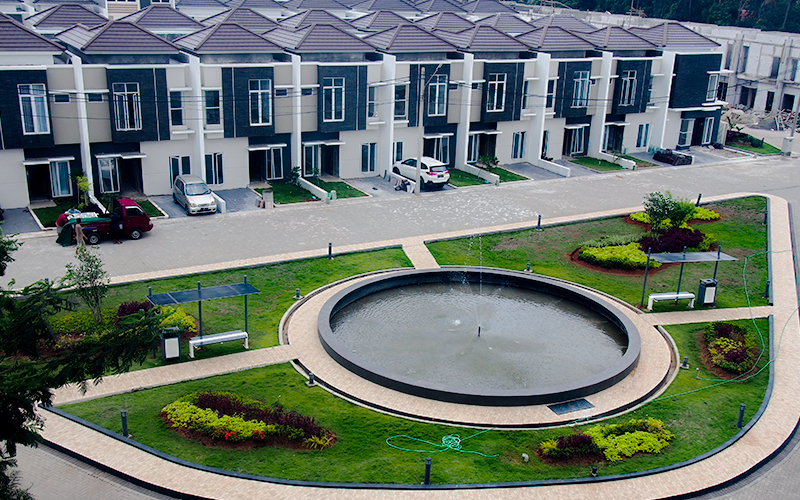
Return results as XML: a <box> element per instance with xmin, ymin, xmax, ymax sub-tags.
<box><xmin>63</xmin><ymin>248</ymin><xmax>109</xmax><ymax>324</ymax></box>
<box><xmin>0</xmin><ymin>225</ymin><xmax>21</xmax><ymax>277</ymax></box>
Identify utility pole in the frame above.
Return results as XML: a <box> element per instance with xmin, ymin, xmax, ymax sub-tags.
<box><xmin>415</xmin><ymin>66</ymin><xmax>425</xmax><ymax>194</ymax></box>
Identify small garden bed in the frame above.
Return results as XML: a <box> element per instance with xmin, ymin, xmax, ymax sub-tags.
<box><xmin>256</xmin><ymin>184</ymin><xmax>316</xmax><ymax>204</ymax></box>
<box><xmin>483</xmin><ymin>165</ymin><xmax>528</xmax><ymax>182</ymax></box>
<box><xmin>447</xmin><ymin>169</ymin><xmax>486</xmax><ymax>187</ymax></box>
<box><xmin>726</xmin><ymin>132</ymin><xmax>781</xmax><ymax>154</ymax></box>
<box><xmin>307</xmin><ymin>179</ymin><xmax>367</xmax><ymax>199</ymax></box>
<box><xmin>567</xmin><ymin>156</ymin><xmax>626</xmax><ymax>172</ymax></box>
<box><xmin>698</xmin><ymin>321</ymin><xmax>760</xmax><ymax>378</ymax></box>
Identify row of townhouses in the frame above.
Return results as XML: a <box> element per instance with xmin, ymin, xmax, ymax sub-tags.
<box><xmin>0</xmin><ymin>0</ymin><xmax>724</xmax><ymax>209</ymax></box>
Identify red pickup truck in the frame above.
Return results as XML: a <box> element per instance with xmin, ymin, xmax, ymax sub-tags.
<box><xmin>57</xmin><ymin>198</ymin><xmax>154</xmax><ymax>246</ymax></box>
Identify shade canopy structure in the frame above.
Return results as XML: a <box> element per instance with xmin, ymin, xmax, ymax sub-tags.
<box><xmin>640</xmin><ymin>248</ymin><xmax>738</xmax><ymax>308</ymax></box>
<box><xmin>147</xmin><ymin>277</ymin><xmax>260</xmax><ymax>338</ymax></box>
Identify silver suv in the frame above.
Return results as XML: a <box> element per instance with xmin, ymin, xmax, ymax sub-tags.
<box><xmin>173</xmin><ymin>175</ymin><xmax>217</xmax><ymax>215</ymax></box>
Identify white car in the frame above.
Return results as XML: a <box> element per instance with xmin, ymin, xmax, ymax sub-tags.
<box><xmin>173</xmin><ymin>175</ymin><xmax>217</xmax><ymax>215</ymax></box>
<box><xmin>392</xmin><ymin>157</ymin><xmax>450</xmax><ymax>189</ymax></box>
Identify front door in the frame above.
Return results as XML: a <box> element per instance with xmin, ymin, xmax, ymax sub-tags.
<box><xmin>323</xmin><ymin>145</ymin><xmax>339</xmax><ymax>177</ymax></box>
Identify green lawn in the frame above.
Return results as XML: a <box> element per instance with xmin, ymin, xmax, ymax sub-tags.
<box><xmin>617</xmin><ymin>154</ymin><xmax>656</xmax><ymax>169</ymax></box>
<box><xmin>485</xmin><ymin>166</ymin><xmax>528</xmax><ymax>182</ymax></box>
<box><xmin>59</xmin><ymin>319</ymin><xmax>769</xmax><ymax>484</ymax></box>
<box><xmin>258</xmin><ymin>184</ymin><xmax>315</xmax><ymax>204</ymax></box>
<box><xmin>567</xmin><ymin>156</ymin><xmax>626</xmax><ymax>172</ymax></box>
<box><xmin>427</xmin><ymin>197</ymin><xmax>769</xmax><ymax>311</ymax></box>
<box><xmin>447</xmin><ymin>169</ymin><xmax>487</xmax><ymax>187</ymax></box>
<box><xmin>33</xmin><ymin>200</ymin><xmax>77</xmax><ymax>227</ymax></box>
<box><xmin>308</xmin><ymin>179</ymin><xmax>368</xmax><ymax>199</ymax></box>
<box><xmin>727</xmin><ymin>136</ymin><xmax>781</xmax><ymax>154</ymax></box>
<box><xmin>134</xmin><ymin>199</ymin><xmax>166</xmax><ymax>218</ymax></box>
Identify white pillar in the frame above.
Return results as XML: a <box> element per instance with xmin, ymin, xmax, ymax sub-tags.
<box><xmin>380</xmin><ymin>54</ymin><xmax>396</xmax><ymax>176</ymax></box>
<box><xmin>70</xmin><ymin>55</ymin><xmax>94</xmax><ymax>194</ymax></box>
<box><xmin>188</xmin><ymin>55</ymin><xmax>205</xmax><ymax>181</ymax></box>
<box><xmin>530</xmin><ymin>52</ymin><xmax>550</xmax><ymax>165</ymax></box>
<box><xmin>291</xmin><ymin>54</ymin><xmax>302</xmax><ymax>176</ymax></box>
<box><xmin>455</xmin><ymin>53</ymin><xmax>474</xmax><ymax>167</ymax></box>
<box><xmin>588</xmin><ymin>51</ymin><xmax>612</xmax><ymax>156</ymax></box>
<box><xmin>651</xmin><ymin>51</ymin><xmax>676</xmax><ymax>150</ymax></box>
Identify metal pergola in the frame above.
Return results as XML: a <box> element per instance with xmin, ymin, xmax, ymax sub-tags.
<box><xmin>639</xmin><ymin>246</ymin><xmax>738</xmax><ymax>308</ymax></box>
<box><xmin>146</xmin><ymin>276</ymin><xmax>260</xmax><ymax>338</ymax></box>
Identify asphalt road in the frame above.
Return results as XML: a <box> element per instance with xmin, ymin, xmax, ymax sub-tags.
<box><xmin>9</xmin><ymin>152</ymin><xmax>800</xmax><ymax>500</ymax></box>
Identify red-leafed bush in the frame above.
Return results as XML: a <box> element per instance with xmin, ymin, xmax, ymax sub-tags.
<box><xmin>640</xmin><ymin>227</ymin><xmax>704</xmax><ymax>253</ymax></box>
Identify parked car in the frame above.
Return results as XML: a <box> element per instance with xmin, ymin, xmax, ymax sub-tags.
<box><xmin>56</xmin><ymin>198</ymin><xmax>154</xmax><ymax>246</ymax></box>
<box><xmin>392</xmin><ymin>157</ymin><xmax>450</xmax><ymax>189</ymax></box>
<box><xmin>173</xmin><ymin>175</ymin><xmax>217</xmax><ymax>215</ymax></box>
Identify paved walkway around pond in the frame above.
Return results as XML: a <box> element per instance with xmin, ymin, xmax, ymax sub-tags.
<box><xmin>37</xmin><ymin>192</ymin><xmax>800</xmax><ymax>500</ymax></box>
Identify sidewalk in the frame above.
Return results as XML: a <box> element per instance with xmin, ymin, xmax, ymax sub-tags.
<box><xmin>35</xmin><ymin>193</ymin><xmax>799</xmax><ymax>500</ymax></box>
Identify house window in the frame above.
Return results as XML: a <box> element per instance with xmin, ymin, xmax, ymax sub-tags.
<box><xmin>602</xmin><ymin>125</ymin><xmax>613</xmax><ymax>152</ymax></box>
<box><xmin>49</xmin><ymin>161</ymin><xmax>71</xmax><ymax>197</ymax></box>
<box><xmin>740</xmin><ymin>46</ymin><xmax>749</xmax><ymax>73</ymax></box>
<box><xmin>169</xmin><ymin>156</ymin><xmax>191</xmax><ymax>186</ymax></box>
<box><xmin>706</xmin><ymin>74</ymin><xmax>719</xmax><ymax>102</ymax></box>
<box><xmin>546</xmin><ymin>80</ymin><xmax>556</xmax><ymax>109</ymax></box>
<box><xmin>98</xmin><ymin>157</ymin><xmax>120</xmax><ymax>193</ymax></box>
<box><xmin>678</xmin><ymin>118</ymin><xmax>694</xmax><ymax>147</ymax></box>
<box><xmin>771</xmin><ymin>57</ymin><xmax>781</xmax><ymax>79</ymax></box>
<box><xmin>249</xmin><ymin>79</ymin><xmax>272</xmax><ymax>126</ymax></box>
<box><xmin>792</xmin><ymin>59</ymin><xmax>799</xmax><ymax>81</ymax></box>
<box><xmin>54</xmin><ymin>94</ymin><xmax>70</xmax><ymax>103</ymax></box>
<box><xmin>368</xmin><ymin>86</ymin><xmax>378</xmax><ymax>119</ymax></box>
<box><xmin>18</xmin><ymin>83</ymin><xmax>49</xmax><ymax>135</ymax></box>
<box><xmin>361</xmin><ymin>143</ymin><xmax>377</xmax><ymax>172</ymax></box>
<box><xmin>636</xmin><ymin>123</ymin><xmax>650</xmax><ymax>148</ymax></box>
<box><xmin>301</xmin><ymin>88</ymin><xmax>313</xmax><ymax>96</ymax></box>
<box><xmin>88</xmin><ymin>93</ymin><xmax>104</xmax><ymax>102</ymax></box>
<box><xmin>521</xmin><ymin>81</ymin><xmax>530</xmax><ymax>110</ymax></box>
<box><xmin>467</xmin><ymin>134</ymin><xmax>479</xmax><ymax>163</ymax></box>
<box><xmin>205</xmin><ymin>153</ymin><xmax>223</xmax><ymax>185</ymax></box>
<box><xmin>512</xmin><ymin>131</ymin><xmax>526</xmax><ymax>159</ymax></box>
<box><xmin>275</xmin><ymin>89</ymin><xmax>288</xmax><ymax>97</ymax></box>
<box><xmin>169</xmin><ymin>91</ymin><xmax>183</xmax><ymax>126</ymax></box>
<box><xmin>303</xmin><ymin>144</ymin><xmax>321</xmax><ymax>177</ymax></box>
<box><xmin>701</xmin><ymin>117</ymin><xmax>715</xmax><ymax>145</ymax></box>
<box><xmin>427</xmin><ymin>74</ymin><xmax>447</xmax><ymax>117</ymax></box>
<box><xmin>428</xmin><ymin>136</ymin><xmax>450</xmax><ymax>163</ymax></box>
<box><xmin>620</xmin><ymin>70</ymin><xmax>636</xmax><ymax>106</ymax></box>
<box><xmin>112</xmin><ymin>83</ymin><xmax>141</xmax><ymax>131</ymax></box>
<box><xmin>569</xmin><ymin>128</ymin><xmax>585</xmax><ymax>155</ymax></box>
<box><xmin>647</xmin><ymin>76</ymin><xmax>655</xmax><ymax>105</ymax></box>
<box><xmin>725</xmin><ymin>43</ymin><xmax>733</xmax><ymax>70</ymax></box>
<box><xmin>322</xmin><ymin>77</ymin><xmax>345</xmax><ymax>122</ymax></box>
<box><xmin>394</xmin><ymin>141</ymin><xmax>403</xmax><ymax>162</ymax></box>
<box><xmin>265</xmin><ymin>147</ymin><xmax>283</xmax><ymax>180</ymax></box>
<box><xmin>572</xmin><ymin>71</ymin><xmax>590</xmax><ymax>108</ymax></box>
<box><xmin>394</xmin><ymin>83</ymin><xmax>408</xmax><ymax>120</ymax></box>
<box><xmin>541</xmin><ymin>130</ymin><xmax>550</xmax><ymax>159</ymax></box>
<box><xmin>205</xmin><ymin>90</ymin><xmax>220</xmax><ymax>126</ymax></box>
<box><xmin>486</xmin><ymin>73</ymin><xmax>506</xmax><ymax>112</ymax></box>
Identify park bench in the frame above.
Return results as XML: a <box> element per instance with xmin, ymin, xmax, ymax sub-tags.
<box><xmin>647</xmin><ymin>292</ymin><xmax>695</xmax><ymax>311</ymax></box>
<box><xmin>188</xmin><ymin>330</ymin><xmax>248</xmax><ymax>358</ymax></box>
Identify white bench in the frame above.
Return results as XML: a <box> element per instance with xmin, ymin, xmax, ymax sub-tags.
<box><xmin>647</xmin><ymin>292</ymin><xmax>696</xmax><ymax>311</ymax></box>
<box><xmin>188</xmin><ymin>330</ymin><xmax>248</xmax><ymax>358</ymax></box>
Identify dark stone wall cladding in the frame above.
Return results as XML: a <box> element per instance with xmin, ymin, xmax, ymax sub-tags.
<box><xmin>612</xmin><ymin>59</ymin><xmax>652</xmax><ymax>115</ymax></box>
<box><xmin>670</xmin><ymin>53</ymin><xmax>723</xmax><ymax>109</ymax></box>
<box><xmin>106</xmin><ymin>68</ymin><xmax>165</xmax><ymax>144</ymax></box>
<box><xmin>555</xmin><ymin>60</ymin><xmax>592</xmax><ymax>119</ymax></box>
<box><xmin>0</xmin><ymin>69</ymin><xmax>54</xmax><ymax>150</ymax></box>
<box><xmin>480</xmin><ymin>62</ymin><xmax>525</xmax><ymax>123</ymax></box>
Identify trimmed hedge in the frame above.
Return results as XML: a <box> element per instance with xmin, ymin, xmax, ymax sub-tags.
<box><xmin>578</xmin><ymin>243</ymin><xmax>661</xmax><ymax>270</ymax></box>
<box><xmin>629</xmin><ymin>207</ymin><xmax>720</xmax><ymax>228</ymax></box>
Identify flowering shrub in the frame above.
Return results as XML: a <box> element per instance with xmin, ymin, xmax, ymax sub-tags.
<box><xmin>159</xmin><ymin>306</ymin><xmax>197</xmax><ymax>335</ymax></box>
<box><xmin>161</xmin><ymin>391</ymin><xmax>329</xmax><ymax>447</ymax></box>
<box><xmin>704</xmin><ymin>322</ymin><xmax>758</xmax><ymax>373</ymax></box>
<box><xmin>585</xmin><ymin>418</ymin><xmax>674</xmax><ymax>462</ymax></box>
<box><xmin>639</xmin><ymin>226</ymin><xmax>708</xmax><ymax>253</ymax></box>
<box><xmin>578</xmin><ymin>243</ymin><xmax>661</xmax><ymax>270</ymax></box>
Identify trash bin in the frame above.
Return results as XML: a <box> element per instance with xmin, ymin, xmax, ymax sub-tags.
<box><xmin>698</xmin><ymin>278</ymin><xmax>718</xmax><ymax>306</ymax></box>
<box><xmin>161</xmin><ymin>326</ymin><xmax>181</xmax><ymax>361</ymax></box>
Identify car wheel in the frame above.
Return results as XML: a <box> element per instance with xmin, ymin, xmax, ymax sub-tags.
<box><xmin>392</xmin><ymin>167</ymin><xmax>400</xmax><ymax>175</ymax></box>
<box><xmin>129</xmin><ymin>228</ymin><xmax>142</xmax><ymax>240</ymax></box>
<box><xmin>173</xmin><ymin>193</ymin><xmax>178</xmax><ymax>204</ymax></box>
<box><xmin>87</xmin><ymin>233</ymin><xmax>100</xmax><ymax>245</ymax></box>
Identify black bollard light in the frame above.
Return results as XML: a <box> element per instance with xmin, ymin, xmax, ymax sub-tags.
<box><xmin>696</xmin><ymin>193</ymin><xmax>702</xmax><ymax>207</ymax></box>
<box><xmin>763</xmin><ymin>280</ymin><xmax>771</xmax><ymax>299</ymax></box>
<box><xmin>295</xmin><ymin>288</ymin><xmax>301</xmax><ymax>299</ymax></box>
<box><xmin>764</xmin><ymin>210</ymin><xmax>768</xmax><ymax>225</ymax></box>
<box><xmin>536</xmin><ymin>214</ymin><xmax>542</xmax><ymax>231</ymax></box>
<box><xmin>737</xmin><ymin>404</ymin><xmax>746</xmax><ymax>428</ymax></box>
<box><xmin>525</xmin><ymin>262</ymin><xmax>531</xmax><ymax>272</ymax></box>
<box><xmin>591</xmin><ymin>466</ymin><xmax>598</xmax><ymax>477</ymax></box>
<box><xmin>328</xmin><ymin>242</ymin><xmax>332</xmax><ymax>260</ymax></box>
<box><xmin>424</xmin><ymin>457</ymin><xmax>432</xmax><ymax>485</ymax></box>
<box><xmin>680</xmin><ymin>356</ymin><xmax>689</xmax><ymax>369</ymax></box>
<box><xmin>121</xmin><ymin>410</ymin><xmax>128</xmax><ymax>437</ymax></box>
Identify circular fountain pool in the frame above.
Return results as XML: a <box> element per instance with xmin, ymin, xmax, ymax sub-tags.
<box><xmin>317</xmin><ymin>268</ymin><xmax>640</xmax><ymax>406</ymax></box>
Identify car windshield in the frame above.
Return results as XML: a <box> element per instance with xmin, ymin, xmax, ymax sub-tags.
<box><xmin>429</xmin><ymin>165</ymin><xmax>448</xmax><ymax>173</ymax></box>
<box><xmin>186</xmin><ymin>183</ymin><xmax>211</xmax><ymax>196</ymax></box>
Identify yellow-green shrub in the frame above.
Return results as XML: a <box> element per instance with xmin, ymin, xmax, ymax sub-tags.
<box><xmin>50</xmin><ymin>309</ymin><xmax>116</xmax><ymax>336</ymax></box>
<box><xmin>160</xmin><ymin>306</ymin><xmax>197</xmax><ymax>334</ymax></box>
<box><xmin>630</xmin><ymin>207</ymin><xmax>720</xmax><ymax>228</ymax></box>
<box><xmin>585</xmin><ymin>418</ymin><xmax>674</xmax><ymax>462</ymax></box>
<box><xmin>578</xmin><ymin>243</ymin><xmax>662</xmax><ymax>270</ymax></box>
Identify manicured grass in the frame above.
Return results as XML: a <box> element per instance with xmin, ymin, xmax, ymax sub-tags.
<box><xmin>727</xmin><ymin>136</ymin><xmax>781</xmax><ymax>154</ymax></box>
<box><xmin>427</xmin><ymin>197</ymin><xmax>769</xmax><ymax>311</ymax></box>
<box><xmin>134</xmin><ymin>199</ymin><xmax>165</xmax><ymax>218</ymax></box>
<box><xmin>308</xmin><ymin>179</ymin><xmax>367</xmax><ymax>199</ymax></box>
<box><xmin>60</xmin><ymin>318</ymin><xmax>769</xmax><ymax>483</ymax></box>
<box><xmin>447</xmin><ymin>169</ymin><xmax>486</xmax><ymax>187</ymax></box>
<box><xmin>617</xmin><ymin>154</ymin><xmax>656</xmax><ymax>168</ymax></box>
<box><xmin>33</xmin><ymin>200</ymin><xmax>76</xmax><ymax>227</ymax></box>
<box><xmin>63</xmin><ymin>248</ymin><xmax>412</xmax><ymax>368</ymax></box>
<box><xmin>264</xmin><ymin>183</ymin><xmax>315</xmax><ymax>204</ymax></box>
<box><xmin>485</xmin><ymin>166</ymin><xmax>528</xmax><ymax>182</ymax></box>
<box><xmin>567</xmin><ymin>156</ymin><xmax>626</xmax><ymax>172</ymax></box>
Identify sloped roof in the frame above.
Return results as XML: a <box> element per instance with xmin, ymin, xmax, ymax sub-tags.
<box><xmin>579</xmin><ymin>26</ymin><xmax>655</xmax><ymax>51</ymax></box>
<box><xmin>0</xmin><ymin>14</ymin><xmax>64</xmax><ymax>52</ymax></box>
<box><xmin>282</xmin><ymin>0</ymin><xmax>351</xmax><ymax>10</ymax></box>
<box><xmin>414</xmin><ymin>11</ymin><xmax>473</xmax><ymax>32</ymax></box>
<box><xmin>120</xmin><ymin>5</ymin><xmax>204</xmax><ymax>30</ymax></box>
<box><xmin>26</xmin><ymin>4</ymin><xmax>106</xmax><ymax>30</ymax></box>
<box><xmin>56</xmin><ymin>21</ymin><xmax>181</xmax><ymax>54</ymax></box>
<box><xmin>349</xmin><ymin>11</ymin><xmax>412</xmax><ymax>30</ymax></box>
<box><xmin>174</xmin><ymin>21</ymin><xmax>283</xmax><ymax>52</ymax></box>
<box><xmin>475</xmin><ymin>12</ymin><xmax>531</xmax><ymax>33</ymax></box>
<box><xmin>629</xmin><ymin>22</ymin><xmax>719</xmax><ymax>48</ymax></box>
<box><xmin>175</xmin><ymin>0</ymin><xmax>229</xmax><ymax>9</ymax></box>
<box><xmin>263</xmin><ymin>23</ymin><xmax>375</xmax><ymax>51</ymax></box>
<box><xmin>201</xmin><ymin>7</ymin><xmax>278</xmax><ymax>30</ymax></box>
<box><xmin>363</xmin><ymin>23</ymin><xmax>456</xmax><ymax>52</ymax></box>
<box><xmin>33</xmin><ymin>0</ymin><xmax>99</xmax><ymax>6</ymax></box>
<box><xmin>515</xmin><ymin>26</ymin><xmax>595</xmax><ymax>51</ymax></box>
<box><xmin>529</xmin><ymin>14</ymin><xmax>596</xmax><ymax>33</ymax></box>
<box><xmin>228</xmin><ymin>0</ymin><xmax>285</xmax><ymax>9</ymax></box>
<box><xmin>279</xmin><ymin>8</ymin><xmax>350</xmax><ymax>29</ymax></box>
<box><xmin>349</xmin><ymin>0</ymin><xmax>419</xmax><ymax>12</ymax></box>
<box><xmin>415</xmin><ymin>0</ymin><xmax>465</xmax><ymax>13</ymax></box>
<box><xmin>435</xmin><ymin>24</ymin><xmax>527</xmax><ymax>51</ymax></box>
<box><xmin>462</xmin><ymin>0</ymin><xmax>515</xmax><ymax>14</ymax></box>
